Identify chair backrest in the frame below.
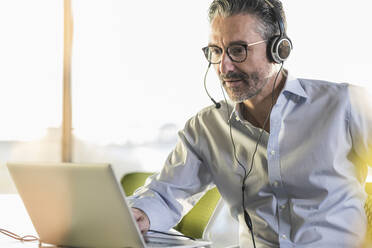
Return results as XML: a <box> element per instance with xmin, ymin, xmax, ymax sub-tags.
<box><xmin>365</xmin><ymin>183</ymin><xmax>372</xmax><ymax>239</ymax></box>
<box><xmin>121</xmin><ymin>172</ymin><xmax>153</xmax><ymax>196</ymax></box>
<box><xmin>174</xmin><ymin>187</ymin><xmax>220</xmax><ymax>239</ymax></box>
<box><xmin>121</xmin><ymin>172</ymin><xmax>220</xmax><ymax>239</ymax></box>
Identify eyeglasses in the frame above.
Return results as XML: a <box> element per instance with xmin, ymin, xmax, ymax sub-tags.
<box><xmin>202</xmin><ymin>40</ymin><xmax>267</xmax><ymax>64</ymax></box>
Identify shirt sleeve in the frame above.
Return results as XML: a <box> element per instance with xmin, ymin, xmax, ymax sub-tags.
<box><xmin>348</xmin><ymin>84</ymin><xmax>372</xmax><ymax>166</ymax></box>
<box><xmin>127</xmin><ymin>116</ymin><xmax>214</xmax><ymax>231</ymax></box>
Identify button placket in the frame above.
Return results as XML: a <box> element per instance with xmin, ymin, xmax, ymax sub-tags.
<box><xmin>267</xmin><ymin>99</ymin><xmax>294</xmax><ymax>247</ymax></box>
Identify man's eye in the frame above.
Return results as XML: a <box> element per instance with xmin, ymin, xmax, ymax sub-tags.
<box><xmin>229</xmin><ymin>46</ymin><xmax>245</xmax><ymax>55</ymax></box>
<box><xmin>210</xmin><ymin>47</ymin><xmax>222</xmax><ymax>55</ymax></box>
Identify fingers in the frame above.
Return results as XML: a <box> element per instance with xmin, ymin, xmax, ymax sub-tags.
<box><xmin>132</xmin><ymin>208</ymin><xmax>150</xmax><ymax>234</ymax></box>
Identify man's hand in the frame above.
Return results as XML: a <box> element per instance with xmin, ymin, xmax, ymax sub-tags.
<box><xmin>132</xmin><ymin>208</ymin><xmax>150</xmax><ymax>234</ymax></box>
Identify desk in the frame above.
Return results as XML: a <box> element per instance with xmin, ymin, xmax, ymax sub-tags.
<box><xmin>0</xmin><ymin>194</ymin><xmax>68</xmax><ymax>247</ymax></box>
<box><xmin>0</xmin><ymin>194</ymin><xmax>47</xmax><ymax>247</ymax></box>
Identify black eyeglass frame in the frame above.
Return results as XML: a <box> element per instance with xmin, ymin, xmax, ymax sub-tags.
<box><xmin>202</xmin><ymin>40</ymin><xmax>267</xmax><ymax>64</ymax></box>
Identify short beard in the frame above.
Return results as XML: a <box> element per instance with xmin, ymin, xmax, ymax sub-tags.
<box><xmin>220</xmin><ymin>71</ymin><xmax>269</xmax><ymax>103</ymax></box>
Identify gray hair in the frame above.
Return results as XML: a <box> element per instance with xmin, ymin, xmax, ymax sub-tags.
<box><xmin>208</xmin><ymin>0</ymin><xmax>287</xmax><ymax>41</ymax></box>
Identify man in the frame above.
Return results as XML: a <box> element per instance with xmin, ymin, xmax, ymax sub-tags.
<box><xmin>128</xmin><ymin>0</ymin><xmax>372</xmax><ymax>247</ymax></box>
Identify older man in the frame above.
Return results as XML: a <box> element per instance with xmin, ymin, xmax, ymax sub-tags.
<box><xmin>129</xmin><ymin>0</ymin><xmax>372</xmax><ymax>247</ymax></box>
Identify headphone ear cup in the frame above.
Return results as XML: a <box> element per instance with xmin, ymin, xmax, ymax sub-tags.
<box><xmin>269</xmin><ymin>36</ymin><xmax>292</xmax><ymax>64</ymax></box>
<box><xmin>268</xmin><ymin>36</ymin><xmax>280</xmax><ymax>63</ymax></box>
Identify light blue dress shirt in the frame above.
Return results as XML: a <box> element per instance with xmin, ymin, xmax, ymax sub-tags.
<box><xmin>128</xmin><ymin>73</ymin><xmax>372</xmax><ymax>247</ymax></box>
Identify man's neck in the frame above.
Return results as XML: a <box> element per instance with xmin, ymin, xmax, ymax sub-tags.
<box><xmin>242</xmin><ymin>70</ymin><xmax>287</xmax><ymax>132</ymax></box>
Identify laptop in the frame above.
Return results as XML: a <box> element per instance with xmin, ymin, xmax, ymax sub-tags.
<box><xmin>6</xmin><ymin>162</ymin><xmax>211</xmax><ymax>248</ymax></box>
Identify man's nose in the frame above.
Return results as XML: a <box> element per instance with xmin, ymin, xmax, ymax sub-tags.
<box><xmin>219</xmin><ymin>52</ymin><xmax>235</xmax><ymax>75</ymax></box>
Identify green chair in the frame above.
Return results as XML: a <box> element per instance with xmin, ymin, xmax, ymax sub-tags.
<box><xmin>121</xmin><ymin>172</ymin><xmax>153</xmax><ymax>196</ymax></box>
<box><xmin>365</xmin><ymin>183</ymin><xmax>372</xmax><ymax>239</ymax></box>
<box><xmin>121</xmin><ymin>172</ymin><xmax>221</xmax><ymax>239</ymax></box>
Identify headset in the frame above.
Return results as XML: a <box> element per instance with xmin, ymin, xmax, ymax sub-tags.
<box><xmin>264</xmin><ymin>0</ymin><xmax>293</xmax><ymax>64</ymax></box>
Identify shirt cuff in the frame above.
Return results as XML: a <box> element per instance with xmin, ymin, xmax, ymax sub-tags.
<box><xmin>127</xmin><ymin>195</ymin><xmax>179</xmax><ymax>231</ymax></box>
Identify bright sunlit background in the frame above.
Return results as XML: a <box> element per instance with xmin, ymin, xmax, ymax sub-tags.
<box><xmin>1</xmin><ymin>0</ymin><xmax>372</xmax><ymax>193</ymax></box>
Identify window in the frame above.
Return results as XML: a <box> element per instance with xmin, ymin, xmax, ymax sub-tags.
<box><xmin>0</xmin><ymin>0</ymin><xmax>63</xmax><ymax>141</ymax></box>
<box><xmin>0</xmin><ymin>0</ymin><xmax>63</xmax><ymax>193</ymax></box>
<box><xmin>1</xmin><ymin>1</ymin><xmax>371</xmax><ymax>194</ymax></box>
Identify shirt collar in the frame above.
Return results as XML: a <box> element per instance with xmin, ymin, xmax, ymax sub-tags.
<box><xmin>230</xmin><ymin>103</ymin><xmax>244</xmax><ymax>123</ymax></box>
<box><xmin>281</xmin><ymin>72</ymin><xmax>308</xmax><ymax>102</ymax></box>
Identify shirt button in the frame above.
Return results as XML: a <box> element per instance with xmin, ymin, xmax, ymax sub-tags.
<box><xmin>270</xmin><ymin>150</ymin><xmax>276</xmax><ymax>155</ymax></box>
<box><xmin>281</xmin><ymin>234</ymin><xmax>287</xmax><ymax>239</ymax></box>
<box><xmin>273</xmin><ymin>181</ymin><xmax>279</xmax><ymax>187</ymax></box>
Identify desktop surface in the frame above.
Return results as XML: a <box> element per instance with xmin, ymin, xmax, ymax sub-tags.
<box><xmin>0</xmin><ymin>194</ymin><xmax>39</xmax><ymax>247</ymax></box>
